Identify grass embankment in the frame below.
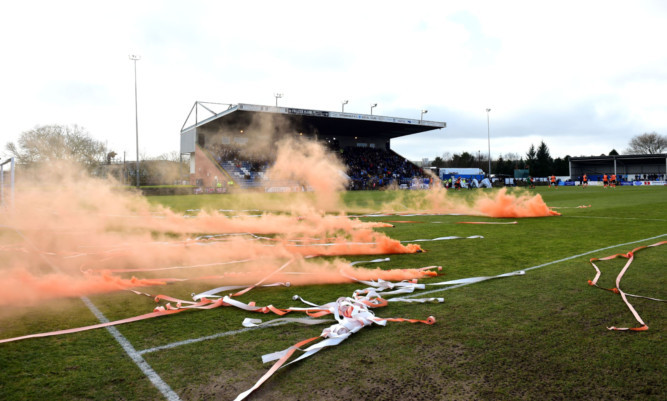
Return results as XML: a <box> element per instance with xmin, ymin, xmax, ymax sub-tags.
<box><xmin>0</xmin><ymin>186</ymin><xmax>665</xmax><ymax>400</ymax></box>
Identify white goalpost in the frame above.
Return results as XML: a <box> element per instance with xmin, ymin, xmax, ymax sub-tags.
<box><xmin>1</xmin><ymin>157</ymin><xmax>15</xmax><ymax>209</ymax></box>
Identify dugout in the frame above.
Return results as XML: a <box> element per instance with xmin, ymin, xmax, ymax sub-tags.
<box><xmin>569</xmin><ymin>154</ymin><xmax>667</xmax><ymax>180</ymax></box>
<box><xmin>180</xmin><ymin>102</ymin><xmax>446</xmax><ymax>187</ymax></box>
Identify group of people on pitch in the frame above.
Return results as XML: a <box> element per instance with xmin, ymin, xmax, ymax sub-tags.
<box><xmin>579</xmin><ymin>173</ymin><xmax>618</xmax><ymax>188</ymax></box>
<box><xmin>602</xmin><ymin>173</ymin><xmax>618</xmax><ymax>188</ymax></box>
<box><xmin>548</xmin><ymin>174</ymin><xmax>558</xmax><ymax>188</ymax></box>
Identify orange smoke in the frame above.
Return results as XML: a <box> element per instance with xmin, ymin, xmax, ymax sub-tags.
<box><xmin>0</xmin><ymin>256</ymin><xmax>437</xmax><ymax>307</ymax></box>
<box><xmin>365</xmin><ymin>181</ymin><xmax>559</xmax><ymax>218</ymax></box>
<box><xmin>248</xmin><ymin>258</ymin><xmax>436</xmax><ymax>286</ymax></box>
<box><xmin>473</xmin><ymin>189</ymin><xmax>560</xmax><ymax>217</ymax></box>
<box><xmin>266</xmin><ymin>137</ymin><xmax>348</xmax><ymax>211</ymax></box>
<box><xmin>0</xmin><ymin>138</ymin><xmax>556</xmax><ymax>308</ymax></box>
<box><xmin>337</xmin><ymin>263</ymin><xmax>436</xmax><ymax>282</ymax></box>
<box><xmin>0</xmin><ymin>152</ymin><xmax>421</xmax><ymax>306</ymax></box>
<box><xmin>0</xmin><ymin>269</ymin><xmax>167</xmax><ymax>306</ymax></box>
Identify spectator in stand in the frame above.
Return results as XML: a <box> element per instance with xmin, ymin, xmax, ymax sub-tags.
<box><xmin>340</xmin><ymin>146</ymin><xmax>426</xmax><ymax>190</ymax></box>
<box><xmin>207</xmin><ymin>142</ymin><xmax>428</xmax><ymax>191</ymax></box>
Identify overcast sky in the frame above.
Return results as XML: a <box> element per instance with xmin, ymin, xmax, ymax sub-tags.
<box><xmin>1</xmin><ymin>0</ymin><xmax>666</xmax><ymax>162</ymax></box>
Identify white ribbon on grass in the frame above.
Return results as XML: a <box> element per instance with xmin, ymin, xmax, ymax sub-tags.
<box><xmin>242</xmin><ymin>317</ymin><xmax>334</xmax><ymax>329</ymax></box>
<box><xmin>192</xmin><ymin>282</ymin><xmax>290</xmax><ymax>301</ymax></box>
<box><xmin>426</xmin><ymin>270</ymin><xmax>526</xmax><ymax>286</ymax></box>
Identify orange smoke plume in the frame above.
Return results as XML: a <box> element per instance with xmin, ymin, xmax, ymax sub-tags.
<box><xmin>0</xmin><ymin>153</ymin><xmax>421</xmax><ymax>306</ymax></box>
<box><xmin>0</xmin><ymin>136</ymin><xmax>556</xmax><ymax>308</ymax></box>
<box><xmin>0</xmin><ymin>269</ymin><xmax>167</xmax><ymax>306</ymax></box>
<box><xmin>473</xmin><ymin>188</ymin><xmax>560</xmax><ymax>217</ymax></box>
<box><xmin>366</xmin><ymin>180</ymin><xmax>559</xmax><ymax>218</ymax></box>
<box><xmin>266</xmin><ymin>137</ymin><xmax>348</xmax><ymax>211</ymax></box>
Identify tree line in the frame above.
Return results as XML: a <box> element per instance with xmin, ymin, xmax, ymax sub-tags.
<box><xmin>430</xmin><ymin>132</ymin><xmax>667</xmax><ymax>177</ymax></box>
<box><xmin>4</xmin><ymin>124</ymin><xmax>185</xmax><ymax>167</ymax></box>
<box><xmin>430</xmin><ymin>141</ymin><xmax>570</xmax><ymax>176</ymax></box>
<box><xmin>3</xmin><ymin>125</ymin><xmax>666</xmax><ymax>180</ymax></box>
<box><xmin>3</xmin><ymin>124</ymin><xmax>189</xmax><ymax>185</ymax></box>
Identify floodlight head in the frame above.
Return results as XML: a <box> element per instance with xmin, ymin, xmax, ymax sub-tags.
<box><xmin>371</xmin><ymin>103</ymin><xmax>377</xmax><ymax>107</ymax></box>
<box><xmin>343</xmin><ymin>100</ymin><xmax>349</xmax><ymax>105</ymax></box>
<box><xmin>129</xmin><ymin>54</ymin><xmax>141</xmax><ymax>61</ymax></box>
<box><xmin>422</xmin><ymin>109</ymin><xmax>428</xmax><ymax>114</ymax></box>
<box><xmin>486</xmin><ymin>108</ymin><xmax>491</xmax><ymax>112</ymax></box>
<box><xmin>275</xmin><ymin>93</ymin><xmax>283</xmax><ymax>98</ymax></box>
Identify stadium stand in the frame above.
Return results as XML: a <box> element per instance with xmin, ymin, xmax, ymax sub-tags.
<box><xmin>180</xmin><ymin>103</ymin><xmax>446</xmax><ymax>189</ymax></box>
<box><xmin>205</xmin><ymin>142</ymin><xmax>426</xmax><ymax>190</ymax></box>
<box><xmin>339</xmin><ymin>146</ymin><xmax>425</xmax><ymax>190</ymax></box>
<box><xmin>206</xmin><ymin>144</ymin><xmax>270</xmax><ymax>188</ymax></box>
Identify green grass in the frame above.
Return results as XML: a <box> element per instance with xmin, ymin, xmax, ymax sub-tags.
<box><xmin>1</xmin><ymin>185</ymin><xmax>666</xmax><ymax>400</ymax></box>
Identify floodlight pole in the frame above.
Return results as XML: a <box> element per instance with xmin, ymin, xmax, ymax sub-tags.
<box><xmin>275</xmin><ymin>93</ymin><xmax>283</xmax><ymax>107</ymax></box>
<box><xmin>421</xmin><ymin>109</ymin><xmax>428</xmax><ymax>122</ymax></box>
<box><xmin>486</xmin><ymin>108</ymin><xmax>491</xmax><ymax>176</ymax></box>
<box><xmin>370</xmin><ymin>103</ymin><xmax>377</xmax><ymax>115</ymax></box>
<box><xmin>342</xmin><ymin>100</ymin><xmax>348</xmax><ymax>112</ymax></box>
<box><xmin>130</xmin><ymin>54</ymin><xmax>141</xmax><ymax>188</ymax></box>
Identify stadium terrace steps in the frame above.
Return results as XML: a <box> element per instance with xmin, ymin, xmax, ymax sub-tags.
<box><xmin>197</xmin><ymin>145</ymin><xmax>234</xmax><ymax>184</ymax></box>
<box><xmin>220</xmin><ymin>161</ymin><xmax>265</xmax><ymax>188</ymax></box>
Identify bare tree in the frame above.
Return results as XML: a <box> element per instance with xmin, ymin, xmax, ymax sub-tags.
<box><xmin>6</xmin><ymin>124</ymin><xmax>107</xmax><ymax>168</ymax></box>
<box><xmin>154</xmin><ymin>151</ymin><xmax>184</xmax><ymax>162</ymax></box>
<box><xmin>625</xmin><ymin>132</ymin><xmax>667</xmax><ymax>154</ymax></box>
<box><xmin>139</xmin><ymin>151</ymin><xmax>190</xmax><ymax>185</ymax></box>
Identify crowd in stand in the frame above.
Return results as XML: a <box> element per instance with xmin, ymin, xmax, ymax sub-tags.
<box><xmin>577</xmin><ymin>173</ymin><xmax>664</xmax><ymax>182</ymax></box>
<box><xmin>209</xmin><ymin>143</ymin><xmax>242</xmax><ymax>162</ymax></box>
<box><xmin>205</xmin><ymin>141</ymin><xmax>667</xmax><ymax>191</ymax></box>
<box><xmin>338</xmin><ymin>146</ymin><xmax>425</xmax><ymax>190</ymax></box>
<box><xmin>636</xmin><ymin>173</ymin><xmax>664</xmax><ymax>181</ymax></box>
<box><xmin>208</xmin><ymin>144</ymin><xmax>270</xmax><ymax>181</ymax></box>
<box><xmin>206</xmin><ymin>143</ymin><xmax>425</xmax><ymax>190</ymax></box>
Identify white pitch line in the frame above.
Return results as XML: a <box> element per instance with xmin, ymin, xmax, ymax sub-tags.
<box><xmin>81</xmin><ymin>297</ymin><xmax>181</xmax><ymax>401</ymax></box>
<box><xmin>124</xmin><ymin>234</ymin><xmax>667</xmax><ymax>357</ymax></box>
<box><xmin>404</xmin><ymin>233</ymin><xmax>667</xmax><ymax>298</ymax></box>
<box><xmin>137</xmin><ymin>321</ymin><xmax>291</xmax><ymax>355</ymax></box>
<box><xmin>2</xmin><ymin>224</ymin><xmax>181</xmax><ymax>401</ymax></box>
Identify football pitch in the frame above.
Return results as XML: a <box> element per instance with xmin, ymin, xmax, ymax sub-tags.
<box><xmin>1</xmin><ymin>185</ymin><xmax>665</xmax><ymax>400</ymax></box>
